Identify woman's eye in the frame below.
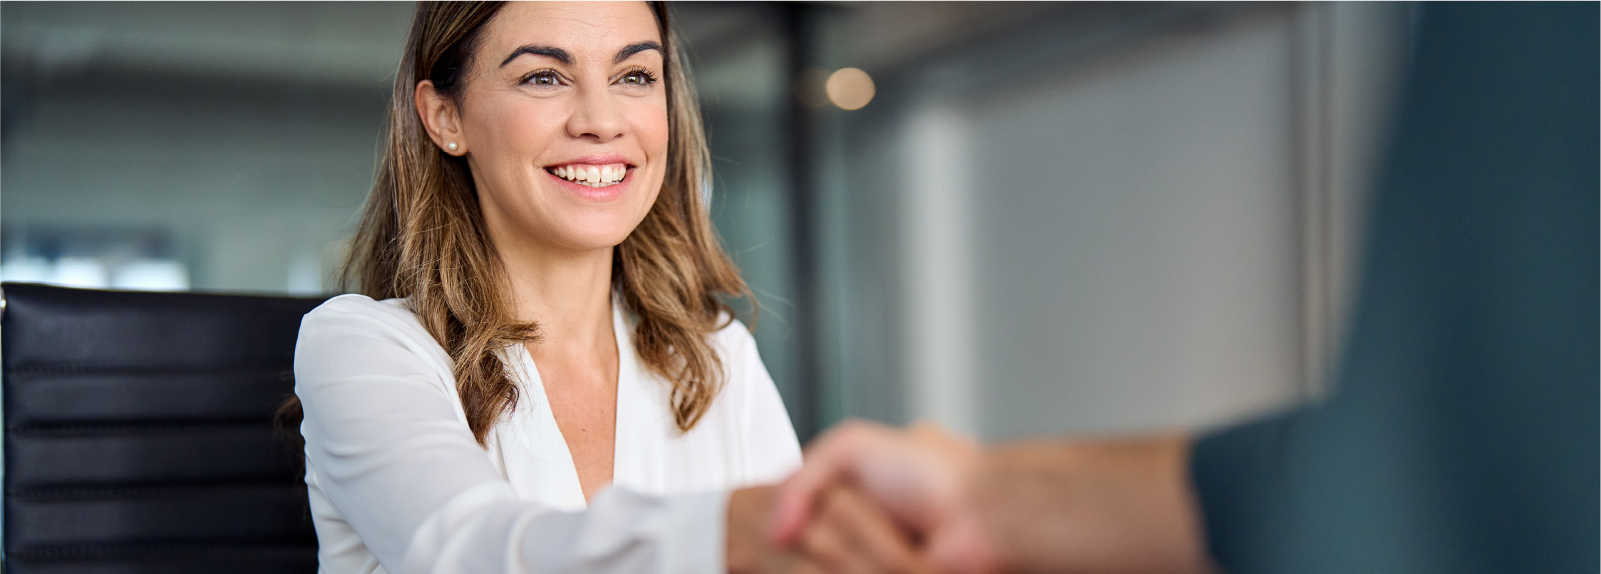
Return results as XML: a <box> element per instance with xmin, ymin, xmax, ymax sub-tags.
<box><xmin>619</xmin><ymin>70</ymin><xmax>658</xmax><ymax>86</ymax></box>
<box><xmin>522</xmin><ymin>71</ymin><xmax>562</xmax><ymax>87</ymax></box>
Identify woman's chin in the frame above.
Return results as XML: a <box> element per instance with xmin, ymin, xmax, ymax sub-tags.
<box><xmin>541</xmin><ymin>226</ymin><xmax>639</xmax><ymax>254</ymax></box>
<box><xmin>537</xmin><ymin>191</ymin><xmax>657</xmax><ymax>240</ymax></box>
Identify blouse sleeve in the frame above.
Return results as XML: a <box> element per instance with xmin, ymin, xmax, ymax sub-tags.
<box><xmin>728</xmin><ymin>320</ymin><xmax>804</xmax><ymax>485</ymax></box>
<box><xmin>295</xmin><ymin>296</ymin><xmax>727</xmax><ymax>574</ymax></box>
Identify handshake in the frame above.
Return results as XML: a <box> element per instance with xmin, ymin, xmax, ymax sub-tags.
<box><xmin>725</xmin><ymin>421</ymin><xmax>1215</xmax><ymax>574</ymax></box>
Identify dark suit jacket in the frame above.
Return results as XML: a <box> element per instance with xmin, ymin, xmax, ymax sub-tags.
<box><xmin>1192</xmin><ymin>4</ymin><xmax>1599</xmax><ymax>573</ymax></box>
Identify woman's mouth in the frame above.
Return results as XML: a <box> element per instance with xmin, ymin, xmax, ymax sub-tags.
<box><xmin>547</xmin><ymin>163</ymin><xmax>628</xmax><ymax>188</ymax></box>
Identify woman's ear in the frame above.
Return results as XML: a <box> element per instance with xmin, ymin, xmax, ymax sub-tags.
<box><xmin>415</xmin><ymin>80</ymin><xmax>467</xmax><ymax>156</ymax></box>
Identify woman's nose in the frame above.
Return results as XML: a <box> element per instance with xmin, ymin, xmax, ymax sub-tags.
<box><xmin>566</xmin><ymin>84</ymin><xmax>626</xmax><ymax>142</ymax></box>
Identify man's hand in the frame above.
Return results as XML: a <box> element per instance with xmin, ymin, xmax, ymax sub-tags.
<box><xmin>769</xmin><ymin>420</ymin><xmax>1216</xmax><ymax>574</ymax></box>
<box><xmin>730</xmin><ymin>483</ymin><xmax>935</xmax><ymax>574</ymax></box>
<box><xmin>769</xmin><ymin>421</ymin><xmax>996</xmax><ymax>574</ymax></box>
<box><xmin>795</xmin><ymin>485</ymin><xmax>939</xmax><ymax>574</ymax></box>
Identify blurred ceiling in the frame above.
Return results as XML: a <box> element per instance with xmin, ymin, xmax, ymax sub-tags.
<box><xmin>0</xmin><ymin>0</ymin><xmax>1280</xmax><ymax>84</ymax></box>
<box><xmin>0</xmin><ymin>2</ymin><xmax>1233</xmax><ymax>143</ymax></box>
<box><xmin>0</xmin><ymin>2</ymin><xmax>795</xmax><ymax>127</ymax></box>
<box><xmin>838</xmin><ymin>0</ymin><xmax>1274</xmax><ymax>74</ymax></box>
<box><xmin>2</xmin><ymin>2</ymin><xmax>414</xmax><ymax>88</ymax></box>
<box><xmin>0</xmin><ymin>2</ymin><xmax>798</xmax><ymax>87</ymax></box>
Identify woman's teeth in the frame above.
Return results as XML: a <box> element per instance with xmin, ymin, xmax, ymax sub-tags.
<box><xmin>551</xmin><ymin>164</ymin><xmax>627</xmax><ymax>187</ymax></box>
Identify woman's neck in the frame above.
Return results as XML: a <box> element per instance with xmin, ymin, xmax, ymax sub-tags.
<box><xmin>499</xmin><ymin>241</ymin><xmax>617</xmax><ymax>360</ymax></box>
<box><xmin>494</xmin><ymin>233</ymin><xmax>623</xmax><ymax>504</ymax></box>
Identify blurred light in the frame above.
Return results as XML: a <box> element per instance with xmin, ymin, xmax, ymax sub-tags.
<box><xmin>826</xmin><ymin>67</ymin><xmax>876</xmax><ymax>110</ymax></box>
<box><xmin>52</xmin><ymin>257</ymin><xmax>109</xmax><ymax>288</ymax></box>
<box><xmin>1</xmin><ymin>257</ymin><xmax>191</xmax><ymax>291</ymax></box>
<box><xmin>1</xmin><ymin>258</ymin><xmax>54</xmax><ymax>283</ymax></box>
<box><xmin>114</xmin><ymin>260</ymin><xmax>189</xmax><ymax>291</ymax></box>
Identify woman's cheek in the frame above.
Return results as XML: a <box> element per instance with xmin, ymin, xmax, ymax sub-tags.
<box><xmin>520</xmin><ymin>108</ymin><xmax>564</xmax><ymax>151</ymax></box>
<box><xmin>635</xmin><ymin>97</ymin><xmax>670</xmax><ymax>155</ymax></box>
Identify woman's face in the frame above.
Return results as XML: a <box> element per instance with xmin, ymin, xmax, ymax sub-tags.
<box><xmin>426</xmin><ymin>1</ymin><xmax>668</xmax><ymax>255</ymax></box>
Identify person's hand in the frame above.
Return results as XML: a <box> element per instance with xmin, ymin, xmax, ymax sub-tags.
<box><xmin>771</xmin><ymin>421</ymin><xmax>1214</xmax><ymax>574</ymax></box>
<box><xmin>729</xmin><ymin>483</ymin><xmax>935</xmax><ymax>574</ymax></box>
<box><xmin>729</xmin><ymin>486</ymin><xmax>816</xmax><ymax>574</ymax></box>
<box><xmin>769</xmin><ymin>420</ymin><xmax>996</xmax><ymax>574</ymax></box>
<box><xmin>793</xmin><ymin>484</ymin><xmax>939</xmax><ymax>574</ymax></box>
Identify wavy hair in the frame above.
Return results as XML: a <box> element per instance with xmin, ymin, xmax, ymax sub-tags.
<box><xmin>286</xmin><ymin>1</ymin><xmax>751</xmax><ymax>447</ymax></box>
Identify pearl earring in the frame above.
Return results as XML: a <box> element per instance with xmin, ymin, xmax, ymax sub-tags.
<box><xmin>447</xmin><ymin>141</ymin><xmax>459</xmax><ymax>152</ymax></box>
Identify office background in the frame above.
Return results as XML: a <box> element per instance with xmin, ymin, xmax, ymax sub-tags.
<box><xmin>0</xmin><ymin>2</ymin><xmax>1414</xmax><ymax>442</ymax></box>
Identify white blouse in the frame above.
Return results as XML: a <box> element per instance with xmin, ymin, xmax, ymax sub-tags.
<box><xmin>293</xmin><ymin>294</ymin><xmax>802</xmax><ymax>574</ymax></box>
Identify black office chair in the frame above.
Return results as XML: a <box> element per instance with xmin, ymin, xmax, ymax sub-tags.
<box><xmin>2</xmin><ymin>283</ymin><xmax>329</xmax><ymax>573</ymax></box>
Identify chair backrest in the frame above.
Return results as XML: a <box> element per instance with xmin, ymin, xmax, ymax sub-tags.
<box><xmin>2</xmin><ymin>283</ymin><xmax>329</xmax><ymax>573</ymax></box>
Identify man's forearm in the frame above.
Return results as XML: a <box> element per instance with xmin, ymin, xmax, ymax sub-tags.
<box><xmin>973</xmin><ymin>435</ymin><xmax>1216</xmax><ymax>573</ymax></box>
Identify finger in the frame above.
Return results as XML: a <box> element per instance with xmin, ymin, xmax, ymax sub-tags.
<box><xmin>829</xmin><ymin>487</ymin><xmax>925</xmax><ymax>574</ymax></box>
<box><xmin>809</xmin><ymin>486</ymin><xmax>917</xmax><ymax>574</ymax></box>
<box><xmin>769</xmin><ymin>420</ymin><xmax>892</xmax><ymax>544</ymax></box>
<box><xmin>799</xmin><ymin>501</ymin><xmax>855</xmax><ymax>574</ymax></box>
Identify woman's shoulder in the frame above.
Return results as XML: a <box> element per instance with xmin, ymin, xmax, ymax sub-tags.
<box><xmin>308</xmin><ymin>293</ymin><xmax>410</xmax><ymax>318</ymax></box>
<box><xmin>300</xmin><ymin>294</ymin><xmax>433</xmax><ymax>346</ymax></box>
<box><xmin>295</xmin><ymin>294</ymin><xmax>454</xmax><ymax>386</ymax></box>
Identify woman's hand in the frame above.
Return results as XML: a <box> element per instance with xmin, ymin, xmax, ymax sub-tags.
<box><xmin>793</xmin><ymin>485</ymin><xmax>937</xmax><ymax>574</ymax></box>
<box><xmin>728</xmin><ymin>486</ymin><xmax>814</xmax><ymax>574</ymax></box>
<box><xmin>769</xmin><ymin>420</ymin><xmax>994</xmax><ymax>574</ymax></box>
<box><xmin>728</xmin><ymin>483</ymin><xmax>934</xmax><ymax>574</ymax></box>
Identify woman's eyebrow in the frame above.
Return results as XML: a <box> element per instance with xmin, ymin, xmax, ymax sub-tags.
<box><xmin>614</xmin><ymin>41</ymin><xmax>663</xmax><ymax>64</ymax></box>
<box><xmin>500</xmin><ymin>45</ymin><xmax>572</xmax><ymax>67</ymax></box>
<box><xmin>497</xmin><ymin>42</ymin><xmax>661</xmax><ymax>68</ymax></box>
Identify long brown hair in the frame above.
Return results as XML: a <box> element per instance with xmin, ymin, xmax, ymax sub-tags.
<box><xmin>285</xmin><ymin>1</ymin><xmax>752</xmax><ymax>447</ymax></box>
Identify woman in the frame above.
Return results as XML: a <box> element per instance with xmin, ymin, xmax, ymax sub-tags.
<box><xmin>291</xmin><ymin>3</ymin><xmax>915</xmax><ymax>572</ymax></box>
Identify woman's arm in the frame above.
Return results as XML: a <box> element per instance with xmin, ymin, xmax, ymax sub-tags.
<box><xmin>403</xmin><ymin>482</ymin><xmax>729</xmax><ymax>573</ymax></box>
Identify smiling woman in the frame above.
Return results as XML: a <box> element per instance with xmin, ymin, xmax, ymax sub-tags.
<box><xmin>282</xmin><ymin>2</ymin><xmax>825</xmax><ymax>573</ymax></box>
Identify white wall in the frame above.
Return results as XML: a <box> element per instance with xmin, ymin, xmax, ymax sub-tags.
<box><xmin>823</xmin><ymin>3</ymin><xmax>1412</xmax><ymax>439</ymax></box>
<box><xmin>958</xmin><ymin>12</ymin><xmax>1303</xmax><ymax>437</ymax></box>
